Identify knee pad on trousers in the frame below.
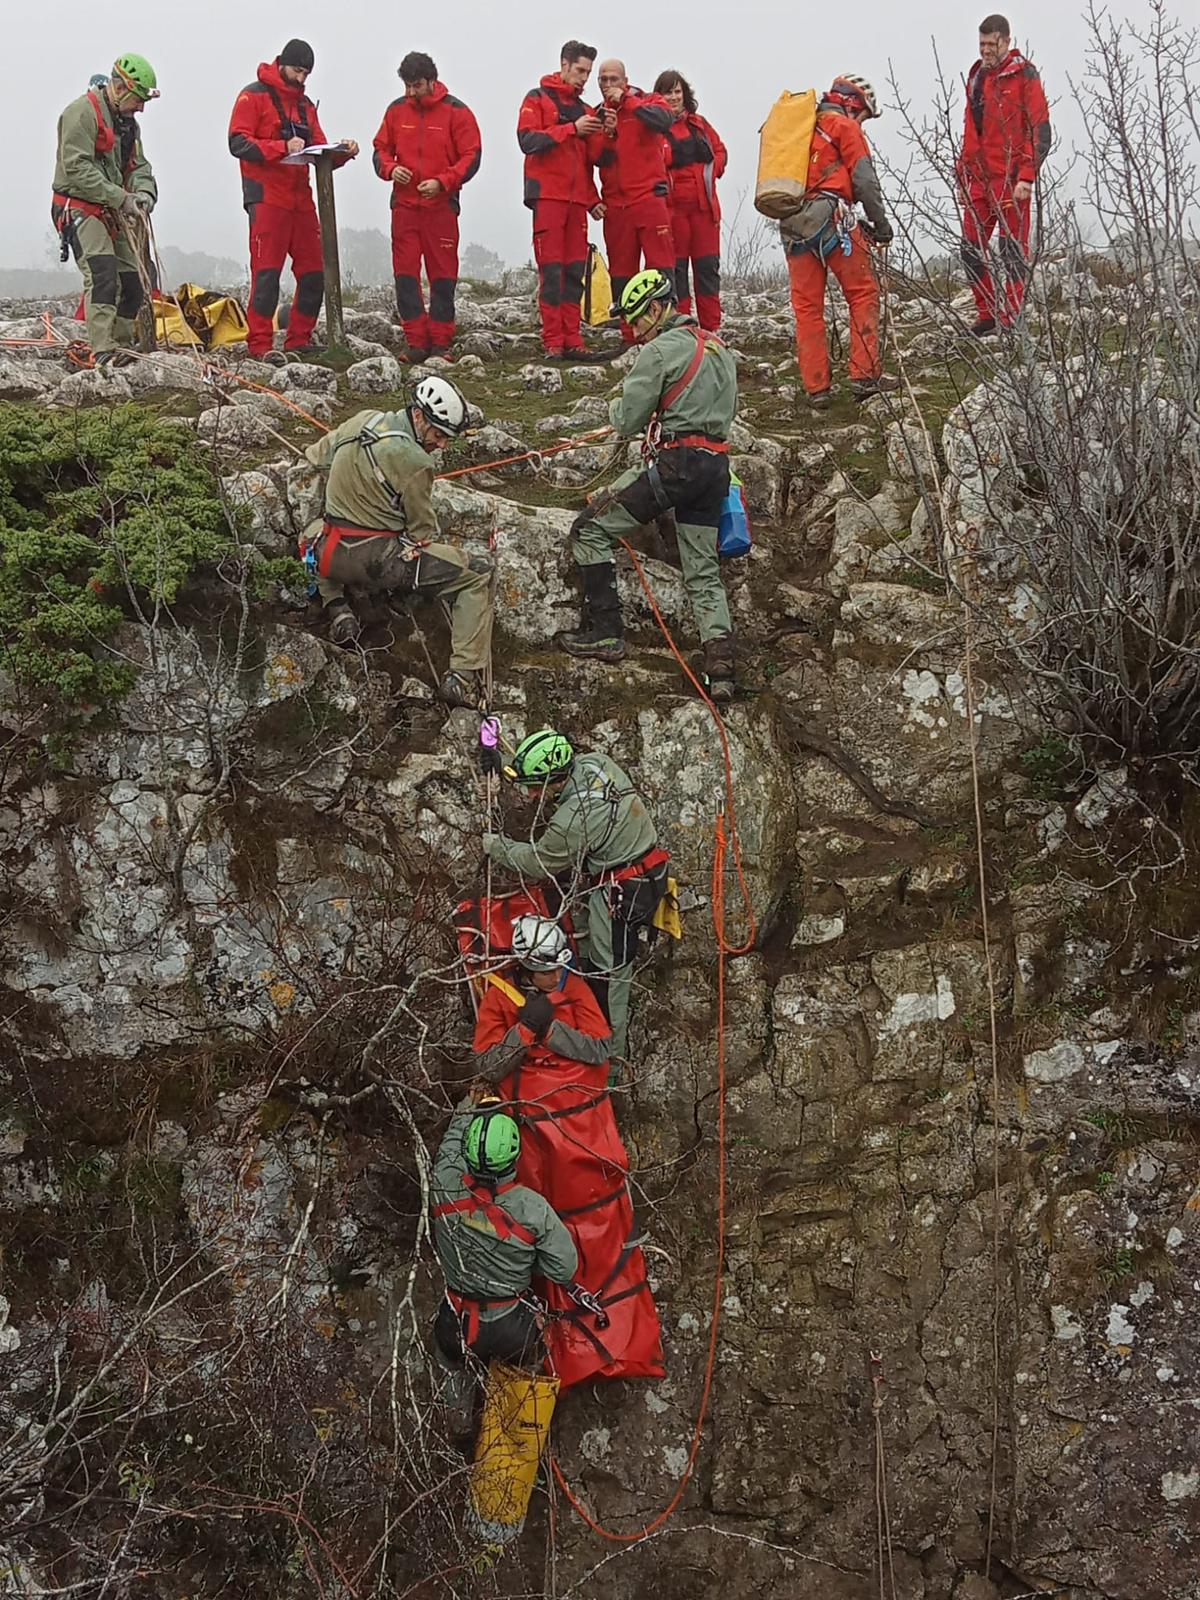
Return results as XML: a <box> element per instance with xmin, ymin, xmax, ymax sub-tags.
<box><xmin>998</xmin><ymin>234</ymin><xmax>1028</xmax><ymax>282</ymax></box>
<box><xmin>295</xmin><ymin>271</ymin><xmax>324</xmax><ymax>319</ymax></box>
<box><xmin>394</xmin><ymin>274</ymin><xmax>424</xmax><ymax>320</ymax></box>
<box><xmin>87</xmin><ymin>255</ymin><xmax>119</xmax><ymax>307</ymax></box>
<box><xmin>960</xmin><ymin>241</ymin><xmax>986</xmax><ymax>283</ymax></box>
<box><xmin>428</xmin><ymin>278</ymin><xmax>456</xmax><ymax>323</ymax></box>
<box><xmin>116</xmin><ymin>272</ymin><xmax>143</xmax><ymax>320</ymax></box>
<box><xmin>694</xmin><ymin>255</ymin><xmax>721</xmax><ymax>298</ymax></box>
<box><xmin>539</xmin><ymin>262</ymin><xmax>564</xmax><ymax>306</ymax></box>
<box><xmin>251</xmin><ymin>267</ymin><xmax>282</xmax><ymax>317</ymax></box>
<box><xmin>562</xmin><ymin>258</ymin><xmax>586</xmax><ymax>302</ymax></box>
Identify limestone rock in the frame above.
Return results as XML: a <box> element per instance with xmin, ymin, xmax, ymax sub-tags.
<box><xmin>346</xmin><ymin>354</ymin><xmax>406</xmax><ymax>394</ymax></box>
<box><xmin>0</xmin><ymin>354</ymin><xmax>56</xmax><ymax>400</ymax></box>
<box><xmin>52</xmin><ymin>366</ymin><xmax>133</xmax><ymax>405</ymax></box>
<box><xmin>521</xmin><ymin>362</ymin><xmax>564</xmax><ymax>394</ymax></box>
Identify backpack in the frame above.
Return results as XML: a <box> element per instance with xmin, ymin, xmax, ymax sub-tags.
<box><xmin>754</xmin><ymin>89</ymin><xmax>818</xmax><ymax>218</ymax></box>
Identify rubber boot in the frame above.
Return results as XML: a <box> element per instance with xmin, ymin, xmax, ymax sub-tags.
<box><xmin>438</xmin><ymin>1357</ymin><xmax>477</xmax><ymax>1441</ymax></box>
<box><xmin>703</xmin><ymin>634</ymin><xmax>736</xmax><ymax>704</ymax></box>
<box><xmin>325</xmin><ymin>599</ymin><xmax>361</xmax><ymax>646</ymax></box>
<box><xmin>559</xmin><ymin>563</ymin><xmax>626</xmax><ymax>663</ymax></box>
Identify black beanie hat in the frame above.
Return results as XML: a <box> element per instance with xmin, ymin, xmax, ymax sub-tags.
<box><xmin>279</xmin><ymin>39</ymin><xmax>315</xmax><ymax>72</ymax></box>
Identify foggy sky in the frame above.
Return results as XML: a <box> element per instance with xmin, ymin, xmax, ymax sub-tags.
<box><xmin>14</xmin><ymin>0</ymin><xmax>1095</xmax><ymax>271</ymax></box>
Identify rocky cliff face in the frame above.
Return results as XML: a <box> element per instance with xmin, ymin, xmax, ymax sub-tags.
<box><xmin>1</xmin><ymin>274</ymin><xmax>1198</xmax><ymax>1599</ymax></box>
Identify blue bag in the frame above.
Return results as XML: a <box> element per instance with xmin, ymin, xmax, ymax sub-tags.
<box><xmin>718</xmin><ymin>473</ymin><xmax>752</xmax><ymax>559</ymax></box>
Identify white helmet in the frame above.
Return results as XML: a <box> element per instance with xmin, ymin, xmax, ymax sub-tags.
<box><xmin>511</xmin><ymin>915</ymin><xmax>570</xmax><ymax>972</ymax></box>
<box><xmin>833</xmin><ymin>74</ymin><xmax>881</xmax><ymax>119</ymax></box>
<box><xmin>411</xmin><ymin>374</ymin><xmax>470</xmax><ymax>438</ymax></box>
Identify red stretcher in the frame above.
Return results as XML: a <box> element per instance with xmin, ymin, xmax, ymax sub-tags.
<box><xmin>454</xmin><ymin>894</ymin><xmax>665</xmax><ymax>1389</ymax></box>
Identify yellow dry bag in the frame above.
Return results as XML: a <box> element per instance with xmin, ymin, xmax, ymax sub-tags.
<box><xmin>153</xmin><ymin>283</ymin><xmax>249</xmax><ymax>350</ymax></box>
<box><xmin>581</xmin><ymin>245</ymin><xmax>614</xmax><ymax>327</ymax></box>
<box><xmin>466</xmin><ymin>1362</ymin><xmax>559</xmax><ymax>1544</ymax></box>
<box><xmin>755</xmin><ymin>90</ymin><xmax>818</xmax><ymax>219</ymax></box>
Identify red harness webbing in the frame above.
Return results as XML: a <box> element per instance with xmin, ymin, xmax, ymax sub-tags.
<box><xmin>431</xmin><ymin>1175</ymin><xmax>538</xmax><ymax>1247</ymax></box>
<box><xmin>432</xmin><ymin>1175</ymin><xmax>538</xmax><ymax>1346</ymax></box>
<box><xmin>305</xmin><ymin>518</ymin><xmax>416</xmax><ymax>580</ymax></box>
<box><xmin>599</xmin><ymin>845</ymin><xmax>671</xmax><ymax>886</ymax></box>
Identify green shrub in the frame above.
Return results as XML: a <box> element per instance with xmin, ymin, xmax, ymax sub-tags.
<box><xmin>0</xmin><ymin>403</ymin><xmax>232</xmax><ymax>708</ymax></box>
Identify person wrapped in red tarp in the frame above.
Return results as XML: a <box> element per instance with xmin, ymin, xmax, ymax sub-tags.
<box><xmin>468</xmin><ymin>908</ymin><xmax>665</xmax><ymax>1388</ymax></box>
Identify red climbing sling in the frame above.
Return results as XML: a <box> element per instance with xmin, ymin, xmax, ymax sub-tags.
<box><xmin>433</xmin><ymin>1175</ymin><xmax>540</xmax><ymax>1345</ymax></box>
<box><xmin>431</xmin><ymin>1174</ymin><xmax>538</xmax><ymax>1247</ymax></box>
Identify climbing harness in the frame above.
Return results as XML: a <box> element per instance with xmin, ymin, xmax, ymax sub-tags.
<box><xmin>642</xmin><ymin>324</ymin><xmax>729</xmax><ymax>463</ymax></box>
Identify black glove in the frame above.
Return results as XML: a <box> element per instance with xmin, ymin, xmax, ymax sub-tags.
<box><xmin>871</xmin><ymin>219</ymin><xmax>894</xmax><ymax>246</ymax></box>
<box><xmin>520</xmin><ymin>993</ymin><xmax>554</xmax><ymax>1040</ymax></box>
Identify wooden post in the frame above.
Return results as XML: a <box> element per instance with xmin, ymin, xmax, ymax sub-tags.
<box><xmin>134</xmin><ymin>221</ymin><xmax>157</xmax><ymax>353</ymax></box>
<box><xmin>312</xmin><ymin>154</ymin><xmax>345</xmax><ymax>351</ymax></box>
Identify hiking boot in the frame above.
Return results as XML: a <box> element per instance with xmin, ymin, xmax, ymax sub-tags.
<box><xmin>703</xmin><ymin>635</ymin><xmax>736</xmax><ymax>704</ymax></box>
<box><xmin>543</xmin><ymin>348</ymin><xmax>567</xmax><ymax>361</ymax></box>
<box><xmin>560</xmin><ymin>562</ymin><xmax>625</xmax><ymax>662</ymax></box>
<box><xmin>94</xmin><ymin>348</ymin><xmax>136</xmax><ymax>370</ymax></box>
<box><xmin>407</xmin><ymin>347</ymin><xmax>430</xmax><ymax>365</ymax></box>
<box><xmin>559</xmin><ymin>627</ymin><xmax>627</xmax><ymax>663</ymax></box>
<box><xmin>850</xmin><ymin>374</ymin><xmax>901</xmax><ymax>401</ymax></box>
<box><xmin>440</xmin><ymin>670</ymin><xmax>486</xmax><ymax>710</ymax></box>
<box><xmin>970</xmin><ymin>316</ymin><xmax>997</xmax><ymax>338</ymax></box>
<box><xmin>807</xmin><ymin>388</ymin><xmax>833</xmax><ymax>411</ymax></box>
<box><xmin>325</xmin><ymin>601</ymin><xmax>361</xmax><ymax>646</ymax></box>
<box><xmin>260</xmin><ymin>350</ymin><xmax>288</xmax><ymax>367</ymax></box>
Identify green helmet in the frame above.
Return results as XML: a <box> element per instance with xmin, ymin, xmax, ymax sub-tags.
<box><xmin>111</xmin><ymin>54</ymin><xmax>160</xmax><ymax>102</ymax></box>
<box><xmin>613</xmin><ymin>268</ymin><xmax>676</xmax><ymax>323</ymax></box>
<box><xmin>463</xmin><ymin>1106</ymin><xmax>521</xmax><ymax>1178</ymax></box>
<box><xmin>504</xmin><ymin>727</ymin><xmax>575</xmax><ymax>786</ymax></box>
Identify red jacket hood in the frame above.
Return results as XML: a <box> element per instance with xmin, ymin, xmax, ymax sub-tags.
<box><xmin>412</xmin><ymin>80</ymin><xmax>450</xmax><ymax>111</ymax></box>
<box><xmin>540</xmin><ymin>72</ymin><xmax>583</xmax><ymax>98</ymax></box>
<box><xmin>258</xmin><ymin>60</ymin><xmax>305</xmax><ymax>99</ymax></box>
<box><xmin>970</xmin><ymin>47</ymin><xmax>1030</xmax><ymax>82</ymax></box>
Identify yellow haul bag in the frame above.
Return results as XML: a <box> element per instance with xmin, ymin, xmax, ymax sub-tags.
<box><xmin>153</xmin><ymin>283</ymin><xmax>249</xmax><ymax>350</ymax></box>
<box><xmin>755</xmin><ymin>89</ymin><xmax>818</xmax><ymax>219</ymax></box>
<box><xmin>581</xmin><ymin>244</ymin><xmax>613</xmax><ymax>327</ymax></box>
<box><xmin>466</xmin><ymin>1362</ymin><xmax>559</xmax><ymax>1544</ymax></box>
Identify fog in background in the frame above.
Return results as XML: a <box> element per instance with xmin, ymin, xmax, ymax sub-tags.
<box><xmin>12</xmin><ymin>0</ymin><xmax>1095</xmax><ymax>275</ymax></box>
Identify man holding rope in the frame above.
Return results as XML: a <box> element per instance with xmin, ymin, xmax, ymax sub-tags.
<box><xmin>300</xmin><ymin>374</ymin><xmax>494</xmax><ymax>710</ymax></box>
<box><xmin>51</xmin><ymin>55</ymin><xmax>160</xmax><ymax>369</ymax></box>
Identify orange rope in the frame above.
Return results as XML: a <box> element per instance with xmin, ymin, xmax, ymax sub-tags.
<box><xmin>437</xmin><ymin>428</ymin><xmax>613</xmax><ymax>481</ymax></box>
<box><xmin>548</xmin><ymin>539</ymin><xmax>755</xmax><ymax>1543</ymax></box>
<box><xmin>200</xmin><ymin>364</ymin><xmax>331</xmax><ymax>433</ymax></box>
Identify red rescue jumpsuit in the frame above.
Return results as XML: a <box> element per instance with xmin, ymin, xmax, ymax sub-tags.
<box><xmin>372</xmin><ymin>83</ymin><xmax>482</xmax><ymax>353</ymax></box>
<box><xmin>228</xmin><ymin>61</ymin><xmax>349</xmax><ymax>357</ymax></box>
<box><xmin>957</xmin><ymin>49</ymin><xmax>1051</xmax><ymax>326</ymax></box>
<box><xmin>664</xmin><ymin>111</ymin><xmax>726</xmax><ymax>330</ymax></box>
<box><xmin>596</xmin><ymin>88</ymin><xmax>676</xmax><ymax>343</ymax></box>
<box><xmin>517</xmin><ymin>74</ymin><xmax>602</xmax><ymax>355</ymax></box>
<box><xmin>786</xmin><ymin>105</ymin><xmax>885</xmax><ymax>396</ymax></box>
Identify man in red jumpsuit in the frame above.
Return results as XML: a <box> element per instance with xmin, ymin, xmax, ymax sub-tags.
<box><xmin>227</xmin><ymin>40</ymin><xmax>358</xmax><ymax>363</ymax></box>
<box><xmin>781</xmin><ymin>74</ymin><xmax>897</xmax><ymax>407</ymax></box>
<box><xmin>593</xmin><ymin>59</ymin><xmax>675</xmax><ymax>344</ymax></box>
<box><xmin>517</xmin><ymin>40</ymin><xmax>606</xmax><ymax>360</ymax></box>
<box><xmin>373</xmin><ymin>51</ymin><xmax>482</xmax><ymax>362</ymax></box>
<box><xmin>957</xmin><ymin>14</ymin><xmax>1051</xmax><ymax>335</ymax></box>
